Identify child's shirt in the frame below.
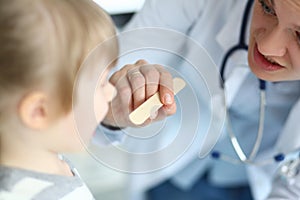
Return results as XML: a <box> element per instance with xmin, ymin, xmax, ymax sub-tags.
<box><xmin>0</xmin><ymin>159</ymin><xmax>95</xmax><ymax>200</ymax></box>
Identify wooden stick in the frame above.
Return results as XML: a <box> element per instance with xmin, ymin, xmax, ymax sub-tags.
<box><xmin>129</xmin><ymin>77</ymin><xmax>186</xmax><ymax>125</ymax></box>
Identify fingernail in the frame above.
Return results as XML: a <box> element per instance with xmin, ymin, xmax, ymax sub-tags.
<box><xmin>164</xmin><ymin>94</ymin><xmax>173</xmax><ymax>105</ymax></box>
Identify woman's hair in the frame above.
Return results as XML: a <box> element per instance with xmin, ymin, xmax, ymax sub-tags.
<box><xmin>0</xmin><ymin>0</ymin><xmax>118</xmax><ymax>121</ymax></box>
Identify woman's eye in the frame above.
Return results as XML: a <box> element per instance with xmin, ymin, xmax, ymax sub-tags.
<box><xmin>259</xmin><ymin>0</ymin><xmax>276</xmax><ymax>16</ymax></box>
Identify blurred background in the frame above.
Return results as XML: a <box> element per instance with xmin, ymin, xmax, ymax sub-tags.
<box><xmin>95</xmin><ymin>0</ymin><xmax>145</xmax><ymax>28</ymax></box>
<box><xmin>67</xmin><ymin>1</ymin><xmax>145</xmax><ymax>200</ymax></box>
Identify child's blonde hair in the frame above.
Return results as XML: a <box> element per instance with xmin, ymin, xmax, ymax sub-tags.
<box><xmin>0</xmin><ymin>0</ymin><xmax>118</xmax><ymax>124</ymax></box>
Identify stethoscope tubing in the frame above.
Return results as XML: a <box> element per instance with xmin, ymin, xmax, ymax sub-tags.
<box><xmin>212</xmin><ymin>0</ymin><xmax>300</xmax><ymax>183</ymax></box>
<box><xmin>212</xmin><ymin>0</ymin><xmax>277</xmax><ymax>165</ymax></box>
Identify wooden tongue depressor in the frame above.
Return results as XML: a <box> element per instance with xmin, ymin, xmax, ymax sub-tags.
<box><xmin>129</xmin><ymin>77</ymin><xmax>186</xmax><ymax>125</ymax></box>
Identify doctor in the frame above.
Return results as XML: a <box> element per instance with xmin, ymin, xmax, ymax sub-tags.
<box><xmin>100</xmin><ymin>0</ymin><xmax>300</xmax><ymax>199</ymax></box>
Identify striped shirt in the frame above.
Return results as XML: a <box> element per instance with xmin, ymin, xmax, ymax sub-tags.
<box><xmin>0</xmin><ymin>161</ymin><xmax>95</xmax><ymax>200</ymax></box>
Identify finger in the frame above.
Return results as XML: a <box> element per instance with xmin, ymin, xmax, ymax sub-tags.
<box><xmin>110</xmin><ymin>61</ymin><xmax>148</xmax><ymax>84</ymax></box>
<box><xmin>140</xmin><ymin>65</ymin><xmax>160</xmax><ymax>99</ymax></box>
<box><xmin>111</xmin><ymin>62</ymin><xmax>147</xmax><ymax>83</ymax></box>
<box><xmin>162</xmin><ymin>102</ymin><xmax>177</xmax><ymax>116</ymax></box>
<box><xmin>140</xmin><ymin>109</ymin><xmax>164</xmax><ymax>126</ymax></box>
<box><xmin>135</xmin><ymin>59</ymin><xmax>148</xmax><ymax>65</ymax></box>
<box><xmin>114</xmin><ymin>75</ymin><xmax>133</xmax><ymax>115</ymax></box>
<box><xmin>110</xmin><ymin>64</ymin><xmax>133</xmax><ymax>85</ymax></box>
<box><xmin>153</xmin><ymin>108</ymin><xmax>168</xmax><ymax>121</ymax></box>
<box><xmin>127</xmin><ymin>68</ymin><xmax>146</xmax><ymax>110</ymax></box>
<box><xmin>156</xmin><ymin>66</ymin><xmax>174</xmax><ymax>106</ymax></box>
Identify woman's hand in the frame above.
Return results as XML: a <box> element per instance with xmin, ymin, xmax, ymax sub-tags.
<box><xmin>102</xmin><ymin>60</ymin><xmax>176</xmax><ymax>128</ymax></box>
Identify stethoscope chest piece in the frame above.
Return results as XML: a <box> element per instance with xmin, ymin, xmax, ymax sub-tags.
<box><xmin>277</xmin><ymin>158</ymin><xmax>300</xmax><ymax>185</ymax></box>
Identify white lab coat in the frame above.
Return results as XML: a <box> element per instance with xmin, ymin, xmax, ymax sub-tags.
<box><xmin>101</xmin><ymin>0</ymin><xmax>300</xmax><ymax>199</ymax></box>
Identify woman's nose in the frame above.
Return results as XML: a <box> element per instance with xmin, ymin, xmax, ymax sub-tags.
<box><xmin>257</xmin><ymin>26</ymin><xmax>287</xmax><ymax>57</ymax></box>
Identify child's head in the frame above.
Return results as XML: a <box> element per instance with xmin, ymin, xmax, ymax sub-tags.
<box><xmin>0</xmin><ymin>0</ymin><xmax>118</xmax><ymax>153</ymax></box>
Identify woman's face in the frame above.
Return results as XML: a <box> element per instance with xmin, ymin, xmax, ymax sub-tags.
<box><xmin>248</xmin><ymin>0</ymin><xmax>300</xmax><ymax>81</ymax></box>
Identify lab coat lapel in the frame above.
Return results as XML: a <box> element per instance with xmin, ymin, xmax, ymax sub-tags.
<box><xmin>215</xmin><ymin>0</ymin><xmax>251</xmax><ymax>107</ymax></box>
<box><xmin>247</xmin><ymin>99</ymin><xmax>300</xmax><ymax>200</ymax></box>
<box><xmin>275</xmin><ymin>98</ymin><xmax>300</xmax><ymax>153</ymax></box>
<box><xmin>216</xmin><ymin>0</ymin><xmax>247</xmax><ymax>54</ymax></box>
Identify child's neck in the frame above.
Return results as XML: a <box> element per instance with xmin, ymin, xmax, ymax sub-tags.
<box><xmin>0</xmin><ymin>142</ymin><xmax>73</xmax><ymax>177</ymax></box>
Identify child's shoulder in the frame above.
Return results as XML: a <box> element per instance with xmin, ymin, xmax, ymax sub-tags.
<box><xmin>0</xmin><ymin>165</ymin><xmax>95</xmax><ymax>200</ymax></box>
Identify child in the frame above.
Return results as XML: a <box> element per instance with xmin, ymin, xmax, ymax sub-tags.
<box><xmin>0</xmin><ymin>0</ymin><xmax>118</xmax><ymax>199</ymax></box>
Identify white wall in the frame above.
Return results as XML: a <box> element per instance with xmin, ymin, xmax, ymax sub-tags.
<box><xmin>94</xmin><ymin>0</ymin><xmax>145</xmax><ymax>15</ymax></box>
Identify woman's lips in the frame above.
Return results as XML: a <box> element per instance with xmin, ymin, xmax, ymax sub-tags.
<box><xmin>253</xmin><ymin>44</ymin><xmax>285</xmax><ymax>72</ymax></box>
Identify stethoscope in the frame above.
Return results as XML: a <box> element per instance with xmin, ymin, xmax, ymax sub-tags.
<box><xmin>210</xmin><ymin>0</ymin><xmax>299</xmax><ymax>176</ymax></box>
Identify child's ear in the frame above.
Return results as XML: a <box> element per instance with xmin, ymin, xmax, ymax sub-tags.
<box><xmin>19</xmin><ymin>92</ymin><xmax>50</xmax><ymax>130</ymax></box>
